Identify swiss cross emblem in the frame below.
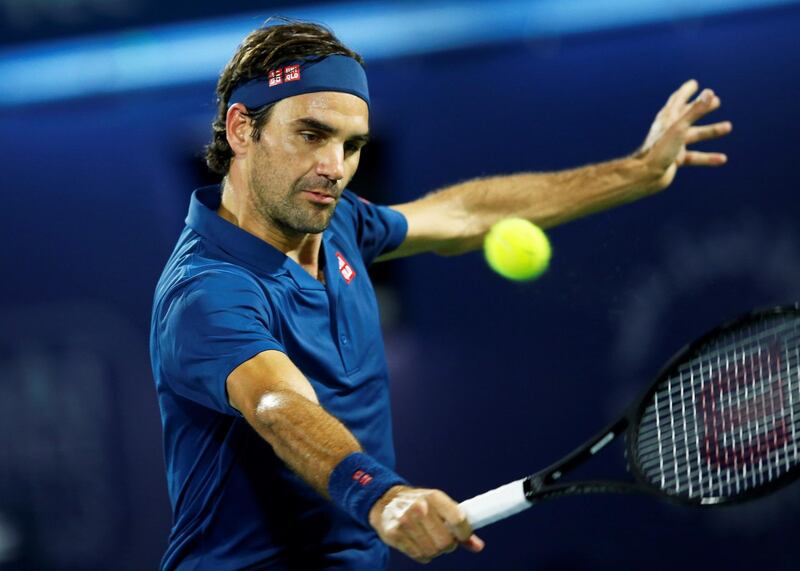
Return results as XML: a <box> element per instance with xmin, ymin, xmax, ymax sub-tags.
<box><xmin>336</xmin><ymin>251</ymin><xmax>356</xmax><ymax>284</ymax></box>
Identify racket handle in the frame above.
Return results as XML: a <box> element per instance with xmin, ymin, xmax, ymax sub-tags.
<box><xmin>458</xmin><ymin>478</ymin><xmax>531</xmax><ymax>530</ymax></box>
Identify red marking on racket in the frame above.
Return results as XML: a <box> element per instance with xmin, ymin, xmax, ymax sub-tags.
<box><xmin>699</xmin><ymin>342</ymin><xmax>788</xmax><ymax>470</ymax></box>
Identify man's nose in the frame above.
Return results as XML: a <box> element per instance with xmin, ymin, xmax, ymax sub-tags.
<box><xmin>315</xmin><ymin>143</ymin><xmax>345</xmax><ymax>182</ymax></box>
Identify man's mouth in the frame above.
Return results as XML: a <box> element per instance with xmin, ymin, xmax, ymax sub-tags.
<box><xmin>300</xmin><ymin>189</ymin><xmax>337</xmax><ymax>205</ymax></box>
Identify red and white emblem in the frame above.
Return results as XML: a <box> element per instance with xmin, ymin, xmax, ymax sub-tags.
<box><xmin>268</xmin><ymin>68</ymin><xmax>283</xmax><ymax>87</ymax></box>
<box><xmin>352</xmin><ymin>469</ymin><xmax>373</xmax><ymax>487</ymax></box>
<box><xmin>336</xmin><ymin>251</ymin><xmax>356</xmax><ymax>284</ymax></box>
<box><xmin>268</xmin><ymin>64</ymin><xmax>301</xmax><ymax>87</ymax></box>
<box><xmin>284</xmin><ymin>64</ymin><xmax>301</xmax><ymax>82</ymax></box>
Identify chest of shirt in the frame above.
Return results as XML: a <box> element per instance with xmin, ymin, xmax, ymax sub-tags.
<box><xmin>262</xmin><ymin>240</ymin><xmax>387</xmax><ymax>390</ymax></box>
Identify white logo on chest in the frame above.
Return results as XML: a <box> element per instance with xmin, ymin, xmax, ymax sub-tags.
<box><xmin>335</xmin><ymin>251</ymin><xmax>356</xmax><ymax>284</ymax></box>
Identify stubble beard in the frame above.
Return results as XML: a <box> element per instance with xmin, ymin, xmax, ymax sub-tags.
<box><xmin>249</xmin><ymin>156</ymin><xmax>339</xmax><ymax>237</ymax></box>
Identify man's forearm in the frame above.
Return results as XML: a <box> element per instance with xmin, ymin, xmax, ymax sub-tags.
<box><xmin>408</xmin><ymin>154</ymin><xmax>662</xmax><ymax>256</ymax></box>
<box><xmin>247</xmin><ymin>390</ymin><xmax>361</xmax><ymax>496</ymax></box>
<box><xmin>471</xmin><ymin>154</ymin><xmax>662</xmax><ymax>229</ymax></box>
<box><xmin>390</xmin><ymin>156</ymin><xmax>667</xmax><ymax>259</ymax></box>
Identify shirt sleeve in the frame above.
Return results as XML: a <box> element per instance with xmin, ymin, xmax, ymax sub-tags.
<box><xmin>156</xmin><ymin>267</ymin><xmax>285</xmax><ymax>415</ymax></box>
<box><xmin>342</xmin><ymin>191</ymin><xmax>408</xmax><ymax>266</ymax></box>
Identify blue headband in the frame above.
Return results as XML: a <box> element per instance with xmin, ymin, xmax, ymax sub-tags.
<box><xmin>228</xmin><ymin>54</ymin><xmax>369</xmax><ymax>109</ymax></box>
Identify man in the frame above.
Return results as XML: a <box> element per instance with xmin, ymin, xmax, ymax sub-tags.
<box><xmin>150</xmin><ymin>19</ymin><xmax>731</xmax><ymax>570</ymax></box>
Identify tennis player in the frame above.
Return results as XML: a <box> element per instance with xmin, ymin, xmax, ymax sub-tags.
<box><xmin>150</xmin><ymin>19</ymin><xmax>732</xmax><ymax>570</ymax></box>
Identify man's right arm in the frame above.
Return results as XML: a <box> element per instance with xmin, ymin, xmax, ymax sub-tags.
<box><xmin>226</xmin><ymin>349</ymin><xmax>484</xmax><ymax>563</ymax></box>
<box><xmin>227</xmin><ymin>349</ymin><xmax>359</xmax><ymax>493</ymax></box>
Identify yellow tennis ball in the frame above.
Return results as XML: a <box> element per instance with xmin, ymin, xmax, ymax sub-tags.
<box><xmin>484</xmin><ymin>218</ymin><xmax>551</xmax><ymax>281</ymax></box>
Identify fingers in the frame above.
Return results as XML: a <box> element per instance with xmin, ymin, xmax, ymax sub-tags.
<box><xmin>385</xmin><ymin>500</ymin><xmax>438</xmax><ymax>563</ymax></box>
<box><xmin>658</xmin><ymin>79</ymin><xmax>699</xmax><ymax>124</ymax></box>
<box><xmin>683</xmin><ymin>88</ymin><xmax>721</xmax><ymax>125</ymax></box>
<box><xmin>427</xmin><ymin>491</ymin><xmax>472</xmax><ymax>541</ymax></box>
<box><xmin>414</xmin><ymin>510</ymin><xmax>457</xmax><ymax>559</ymax></box>
<box><xmin>641</xmin><ymin>81</ymin><xmax>731</xmax><ymax>183</ymax></box>
<box><xmin>426</xmin><ymin>490</ymin><xmax>485</xmax><ymax>552</ymax></box>
<box><xmin>681</xmin><ymin>150</ymin><xmax>728</xmax><ymax>166</ymax></box>
<box><xmin>668</xmin><ymin>78</ymin><xmax>699</xmax><ymax>109</ymax></box>
<box><xmin>462</xmin><ymin>534</ymin><xmax>486</xmax><ymax>553</ymax></box>
<box><xmin>686</xmin><ymin>121</ymin><xmax>732</xmax><ymax>145</ymax></box>
<box><xmin>407</xmin><ymin>504</ymin><xmax>442</xmax><ymax>563</ymax></box>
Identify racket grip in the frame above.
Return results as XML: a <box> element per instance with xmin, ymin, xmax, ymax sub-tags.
<box><xmin>458</xmin><ymin>478</ymin><xmax>531</xmax><ymax>530</ymax></box>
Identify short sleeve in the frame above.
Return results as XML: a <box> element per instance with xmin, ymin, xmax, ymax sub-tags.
<box><xmin>342</xmin><ymin>191</ymin><xmax>408</xmax><ymax>265</ymax></box>
<box><xmin>155</xmin><ymin>268</ymin><xmax>284</xmax><ymax>415</ymax></box>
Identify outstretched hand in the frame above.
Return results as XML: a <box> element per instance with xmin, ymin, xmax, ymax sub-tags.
<box><xmin>638</xmin><ymin>79</ymin><xmax>732</xmax><ymax>190</ymax></box>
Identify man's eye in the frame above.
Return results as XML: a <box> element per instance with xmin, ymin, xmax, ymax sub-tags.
<box><xmin>301</xmin><ymin>132</ymin><xmax>320</xmax><ymax>143</ymax></box>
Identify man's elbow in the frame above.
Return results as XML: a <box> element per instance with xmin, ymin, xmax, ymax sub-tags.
<box><xmin>250</xmin><ymin>390</ymin><xmax>318</xmax><ymax>432</ymax></box>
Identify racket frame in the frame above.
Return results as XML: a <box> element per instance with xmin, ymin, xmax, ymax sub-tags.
<box><xmin>512</xmin><ymin>304</ymin><xmax>800</xmax><ymax>508</ymax></box>
<box><xmin>626</xmin><ymin>303</ymin><xmax>800</xmax><ymax>507</ymax></box>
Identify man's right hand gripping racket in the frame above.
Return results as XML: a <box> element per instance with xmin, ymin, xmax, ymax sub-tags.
<box><xmin>460</xmin><ymin>304</ymin><xmax>800</xmax><ymax>529</ymax></box>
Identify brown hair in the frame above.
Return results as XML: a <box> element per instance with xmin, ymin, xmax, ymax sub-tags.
<box><xmin>204</xmin><ymin>18</ymin><xmax>365</xmax><ymax>175</ymax></box>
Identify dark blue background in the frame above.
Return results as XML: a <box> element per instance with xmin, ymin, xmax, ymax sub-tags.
<box><xmin>0</xmin><ymin>4</ymin><xmax>798</xmax><ymax>570</ymax></box>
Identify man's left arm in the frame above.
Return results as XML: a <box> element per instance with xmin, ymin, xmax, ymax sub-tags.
<box><xmin>378</xmin><ymin>80</ymin><xmax>732</xmax><ymax>260</ymax></box>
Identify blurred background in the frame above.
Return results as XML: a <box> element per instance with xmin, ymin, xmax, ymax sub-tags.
<box><xmin>1</xmin><ymin>0</ymin><xmax>799</xmax><ymax>569</ymax></box>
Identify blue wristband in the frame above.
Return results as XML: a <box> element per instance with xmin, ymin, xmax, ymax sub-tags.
<box><xmin>328</xmin><ymin>452</ymin><xmax>408</xmax><ymax>528</ymax></box>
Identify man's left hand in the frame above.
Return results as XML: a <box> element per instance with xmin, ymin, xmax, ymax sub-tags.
<box><xmin>638</xmin><ymin>79</ymin><xmax>733</xmax><ymax>190</ymax></box>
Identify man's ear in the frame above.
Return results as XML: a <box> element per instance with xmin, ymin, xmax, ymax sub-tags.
<box><xmin>226</xmin><ymin>103</ymin><xmax>252</xmax><ymax>157</ymax></box>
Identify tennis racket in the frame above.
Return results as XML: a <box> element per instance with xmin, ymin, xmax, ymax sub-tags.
<box><xmin>459</xmin><ymin>304</ymin><xmax>800</xmax><ymax>529</ymax></box>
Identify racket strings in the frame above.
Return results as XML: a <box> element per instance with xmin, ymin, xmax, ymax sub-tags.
<box><xmin>637</xmin><ymin>349</ymin><xmax>800</xmax><ymax>444</ymax></box>
<box><xmin>634</xmin><ymin>313</ymin><xmax>800</xmax><ymax>501</ymax></box>
<box><xmin>645</xmin><ymin>321</ymin><xmax>800</xmax><ymax>408</ymax></box>
<box><xmin>638</xmin><ymin>343</ymin><xmax>800</xmax><ymax>438</ymax></box>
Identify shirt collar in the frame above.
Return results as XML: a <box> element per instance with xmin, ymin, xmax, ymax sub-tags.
<box><xmin>186</xmin><ymin>185</ymin><xmax>329</xmax><ymax>290</ymax></box>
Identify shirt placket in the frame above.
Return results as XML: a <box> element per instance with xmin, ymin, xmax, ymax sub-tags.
<box><xmin>322</xmin><ymin>237</ymin><xmax>359</xmax><ymax>374</ymax></box>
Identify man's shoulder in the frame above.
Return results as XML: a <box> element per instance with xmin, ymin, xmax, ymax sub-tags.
<box><xmin>332</xmin><ymin>189</ymin><xmax>359</xmax><ymax>218</ymax></box>
<box><xmin>337</xmin><ymin>188</ymin><xmax>380</xmax><ymax>211</ymax></box>
<box><xmin>155</xmin><ymin>237</ymin><xmax>264</xmax><ymax>312</ymax></box>
<box><xmin>330</xmin><ymin>189</ymin><xmax>377</xmax><ymax>233</ymax></box>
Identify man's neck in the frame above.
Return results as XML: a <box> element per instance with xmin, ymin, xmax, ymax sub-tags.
<box><xmin>217</xmin><ymin>180</ymin><xmax>325</xmax><ymax>282</ymax></box>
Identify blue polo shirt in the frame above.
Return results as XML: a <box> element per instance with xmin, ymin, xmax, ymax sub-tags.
<box><xmin>150</xmin><ymin>185</ymin><xmax>408</xmax><ymax>570</ymax></box>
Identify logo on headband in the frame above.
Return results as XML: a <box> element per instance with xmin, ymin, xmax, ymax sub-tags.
<box><xmin>268</xmin><ymin>64</ymin><xmax>302</xmax><ymax>87</ymax></box>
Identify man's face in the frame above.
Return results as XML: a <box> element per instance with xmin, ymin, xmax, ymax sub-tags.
<box><xmin>246</xmin><ymin>91</ymin><xmax>370</xmax><ymax>236</ymax></box>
